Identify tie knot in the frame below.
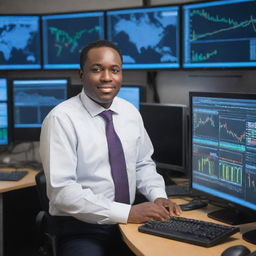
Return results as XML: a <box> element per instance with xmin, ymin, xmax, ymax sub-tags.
<box><xmin>99</xmin><ymin>110</ymin><xmax>113</xmax><ymax>122</ymax></box>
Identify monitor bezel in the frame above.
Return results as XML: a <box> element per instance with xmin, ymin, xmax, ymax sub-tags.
<box><xmin>106</xmin><ymin>4</ymin><xmax>181</xmax><ymax>70</ymax></box>
<box><xmin>189</xmin><ymin>91</ymin><xmax>256</xmax><ymax>218</ymax></box>
<box><xmin>182</xmin><ymin>0</ymin><xmax>256</xmax><ymax>70</ymax></box>
<box><xmin>140</xmin><ymin>102</ymin><xmax>188</xmax><ymax>175</ymax></box>
<box><xmin>9</xmin><ymin>77</ymin><xmax>70</xmax><ymax>142</ymax></box>
<box><xmin>0</xmin><ymin>78</ymin><xmax>11</xmax><ymax>147</ymax></box>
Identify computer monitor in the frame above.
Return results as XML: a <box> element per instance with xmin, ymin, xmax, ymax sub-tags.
<box><xmin>190</xmin><ymin>91</ymin><xmax>256</xmax><ymax>244</ymax></box>
<box><xmin>140</xmin><ymin>103</ymin><xmax>188</xmax><ymax>174</ymax></box>
<box><xmin>117</xmin><ymin>86</ymin><xmax>146</xmax><ymax>110</ymax></box>
<box><xmin>0</xmin><ymin>78</ymin><xmax>9</xmax><ymax>146</ymax></box>
<box><xmin>68</xmin><ymin>84</ymin><xmax>146</xmax><ymax>110</ymax></box>
<box><xmin>0</xmin><ymin>15</ymin><xmax>41</xmax><ymax>70</ymax></box>
<box><xmin>11</xmin><ymin>78</ymin><xmax>69</xmax><ymax>141</ymax></box>
<box><xmin>183</xmin><ymin>0</ymin><xmax>256</xmax><ymax>68</ymax></box>
<box><xmin>106</xmin><ymin>5</ymin><xmax>180</xmax><ymax>69</ymax></box>
<box><xmin>42</xmin><ymin>11</ymin><xmax>105</xmax><ymax>69</ymax></box>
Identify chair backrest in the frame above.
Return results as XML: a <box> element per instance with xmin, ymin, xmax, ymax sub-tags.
<box><xmin>35</xmin><ymin>171</ymin><xmax>58</xmax><ymax>256</ymax></box>
<box><xmin>35</xmin><ymin>171</ymin><xmax>49</xmax><ymax>212</ymax></box>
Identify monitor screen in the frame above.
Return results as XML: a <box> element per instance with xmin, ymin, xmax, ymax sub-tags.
<box><xmin>183</xmin><ymin>0</ymin><xmax>256</xmax><ymax>68</ymax></box>
<box><xmin>140</xmin><ymin>103</ymin><xmax>187</xmax><ymax>174</ymax></box>
<box><xmin>117</xmin><ymin>86</ymin><xmax>146</xmax><ymax>109</ymax></box>
<box><xmin>106</xmin><ymin>6</ymin><xmax>180</xmax><ymax>69</ymax></box>
<box><xmin>42</xmin><ymin>11</ymin><xmax>105</xmax><ymax>69</ymax></box>
<box><xmin>0</xmin><ymin>78</ymin><xmax>9</xmax><ymax>146</ymax></box>
<box><xmin>190</xmin><ymin>91</ymin><xmax>256</xmax><ymax>225</ymax></box>
<box><xmin>11</xmin><ymin>78</ymin><xmax>69</xmax><ymax>141</ymax></box>
<box><xmin>68</xmin><ymin>84</ymin><xmax>146</xmax><ymax>110</ymax></box>
<box><xmin>0</xmin><ymin>15</ymin><xmax>41</xmax><ymax>70</ymax></box>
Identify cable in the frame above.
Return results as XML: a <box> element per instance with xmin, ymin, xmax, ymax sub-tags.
<box><xmin>147</xmin><ymin>71</ymin><xmax>160</xmax><ymax>103</ymax></box>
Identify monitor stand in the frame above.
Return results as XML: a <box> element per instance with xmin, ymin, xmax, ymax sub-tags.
<box><xmin>207</xmin><ymin>208</ymin><xmax>256</xmax><ymax>225</ymax></box>
<box><xmin>242</xmin><ymin>230</ymin><xmax>256</xmax><ymax>245</ymax></box>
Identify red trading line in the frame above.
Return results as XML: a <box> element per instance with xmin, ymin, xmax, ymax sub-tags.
<box><xmin>220</xmin><ymin>122</ymin><xmax>246</xmax><ymax>143</ymax></box>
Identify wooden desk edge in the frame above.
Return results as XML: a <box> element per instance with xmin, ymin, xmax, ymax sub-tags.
<box><xmin>119</xmin><ymin>224</ymin><xmax>144</xmax><ymax>256</ymax></box>
<box><xmin>0</xmin><ymin>168</ymin><xmax>37</xmax><ymax>193</ymax></box>
<box><xmin>119</xmin><ymin>198</ymin><xmax>256</xmax><ymax>256</ymax></box>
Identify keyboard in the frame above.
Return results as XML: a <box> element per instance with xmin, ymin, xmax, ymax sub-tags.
<box><xmin>0</xmin><ymin>170</ymin><xmax>28</xmax><ymax>181</ymax></box>
<box><xmin>138</xmin><ymin>216</ymin><xmax>239</xmax><ymax>247</ymax></box>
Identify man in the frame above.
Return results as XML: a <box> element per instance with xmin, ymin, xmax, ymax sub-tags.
<box><xmin>40</xmin><ymin>40</ymin><xmax>181</xmax><ymax>256</ymax></box>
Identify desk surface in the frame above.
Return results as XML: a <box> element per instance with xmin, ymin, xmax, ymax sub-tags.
<box><xmin>0</xmin><ymin>168</ymin><xmax>37</xmax><ymax>193</ymax></box>
<box><xmin>119</xmin><ymin>198</ymin><xmax>256</xmax><ymax>256</ymax></box>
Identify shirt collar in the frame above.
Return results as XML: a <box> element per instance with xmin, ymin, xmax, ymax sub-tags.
<box><xmin>80</xmin><ymin>88</ymin><xmax>120</xmax><ymax>117</ymax></box>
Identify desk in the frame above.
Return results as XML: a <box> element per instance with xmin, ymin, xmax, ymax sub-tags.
<box><xmin>119</xmin><ymin>198</ymin><xmax>256</xmax><ymax>256</ymax></box>
<box><xmin>0</xmin><ymin>168</ymin><xmax>37</xmax><ymax>256</ymax></box>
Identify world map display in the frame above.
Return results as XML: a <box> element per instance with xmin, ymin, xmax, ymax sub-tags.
<box><xmin>0</xmin><ymin>16</ymin><xmax>41</xmax><ymax>69</ymax></box>
<box><xmin>107</xmin><ymin>6</ymin><xmax>180</xmax><ymax>69</ymax></box>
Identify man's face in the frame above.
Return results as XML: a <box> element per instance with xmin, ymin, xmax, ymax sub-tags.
<box><xmin>80</xmin><ymin>46</ymin><xmax>122</xmax><ymax>109</ymax></box>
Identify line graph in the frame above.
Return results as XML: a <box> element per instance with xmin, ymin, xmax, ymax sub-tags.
<box><xmin>190</xmin><ymin>11</ymin><xmax>256</xmax><ymax>41</ymax></box>
<box><xmin>192</xmin><ymin>49</ymin><xmax>218</xmax><ymax>62</ymax></box>
<box><xmin>219</xmin><ymin>117</ymin><xmax>246</xmax><ymax>144</ymax></box>
<box><xmin>184</xmin><ymin>0</ymin><xmax>256</xmax><ymax>67</ymax></box>
<box><xmin>219</xmin><ymin>150</ymin><xmax>243</xmax><ymax>165</ymax></box>
<box><xmin>43</xmin><ymin>13</ymin><xmax>104</xmax><ymax>67</ymax></box>
<box><xmin>194</xmin><ymin>112</ymin><xmax>218</xmax><ymax>139</ymax></box>
<box><xmin>49</xmin><ymin>26</ymin><xmax>100</xmax><ymax>56</ymax></box>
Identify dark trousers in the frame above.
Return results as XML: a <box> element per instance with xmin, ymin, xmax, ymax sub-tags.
<box><xmin>50</xmin><ymin>217</ymin><xmax>135</xmax><ymax>256</ymax></box>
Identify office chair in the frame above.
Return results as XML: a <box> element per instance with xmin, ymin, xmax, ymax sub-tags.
<box><xmin>35</xmin><ymin>171</ymin><xmax>57</xmax><ymax>256</ymax></box>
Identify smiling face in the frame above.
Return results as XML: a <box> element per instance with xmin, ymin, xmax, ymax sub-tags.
<box><xmin>79</xmin><ymin>46</ymin><xmax>123</xmax><ymax>109</ymax></box>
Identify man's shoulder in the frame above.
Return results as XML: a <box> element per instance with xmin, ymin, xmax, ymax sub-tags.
<box><xmin>116</xmin><ymin>96</ymin><xmax>139</xmax><ymax>113</ymax></box>
<box><xmin>49</xmin><ymin>95</ymin><xmax>82</xmax><ymax>117</ymax></box>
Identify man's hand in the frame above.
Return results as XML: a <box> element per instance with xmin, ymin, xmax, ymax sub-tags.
<box><xmin>154</xmin><ymin>198</ymin><xmax>182</xmax><ymax>216</ymax></box>
<box><xmin>128</xmin><ymin>202</ymin><xmax>170</xmax><ymax>224</ymax></box>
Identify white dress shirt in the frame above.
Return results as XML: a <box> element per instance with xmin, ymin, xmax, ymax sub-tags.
<box><xmin>39</xmin><ymin>89</ymin><xmax>167</xmax><ymax>224</ymax></box>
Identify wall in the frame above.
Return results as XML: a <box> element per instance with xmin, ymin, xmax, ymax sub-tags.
<box><xmin>157</xmin><ymin>69</ymin><xmax>256</xmax><ymax>106</ymax></box>
<box><xmin>0</xmin><ymin>0</ymin><xmax>142</xmax><ymax>13</ymax></box>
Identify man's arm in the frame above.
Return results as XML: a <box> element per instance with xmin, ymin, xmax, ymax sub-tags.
<box><xmin>129</xmin><ymin>115</ymin><xmax>181</xmax><ymax>223</ymax></box>
<box><xmin>40</xmin><ymin>113</ymin><xmax>131</xmax><ymax>224</ymax></box>
<box><xmin>128</xmin><ymin>199</ymin><xmax>182</xmax><ymax>223</ymax></box>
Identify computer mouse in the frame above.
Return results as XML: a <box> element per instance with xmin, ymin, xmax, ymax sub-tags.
<box><xmin>221</xmin><ymin>245</ymin><xmax>251</xmax><ymax>256</ymax></box>
<box><xmin>248</xmin><ymin>252</ymin><xmax>256</xmax><ymax>256</ymax></box>
<box><xmin>179</xmin><ymin>200</ymin><xmax>208</xmax><ymax>211</ymax></box>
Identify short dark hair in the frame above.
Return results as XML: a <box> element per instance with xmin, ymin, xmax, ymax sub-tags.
<box><xmin>79</xmin><ymin>40</ymin><xmax>123</xmax><ymax>70</ymax></box>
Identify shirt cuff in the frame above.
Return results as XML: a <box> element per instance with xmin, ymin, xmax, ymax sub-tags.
<box><xmin>109</xmin><ymin>202</ymin><xmax>131</xmax><ymax>224</ymax></box>
<box><xmin>147</xmin><ymin>188</ymin><xmax>168</xmax><ymax>202</ymax></box>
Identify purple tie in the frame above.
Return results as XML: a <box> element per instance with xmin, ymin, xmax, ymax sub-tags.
<box><xmin>99</xmin><ymin>110</ymin><xmax>130</xmax><ymax>204</ymax></box>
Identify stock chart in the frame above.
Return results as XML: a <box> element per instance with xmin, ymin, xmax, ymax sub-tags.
<box><xmin>191</xmin><ymin>94</ymin><xmax>256</xmax><ymax>201</ymax></box>
<box><xmin>183</xmin><ymin>0</ymin><xmax>256</xmax><ymax>67</ymax></box>
<box><xmin>42</xmin><ymin>12</ymin><xmax>104</xmax><ymax>69</ymax></box>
